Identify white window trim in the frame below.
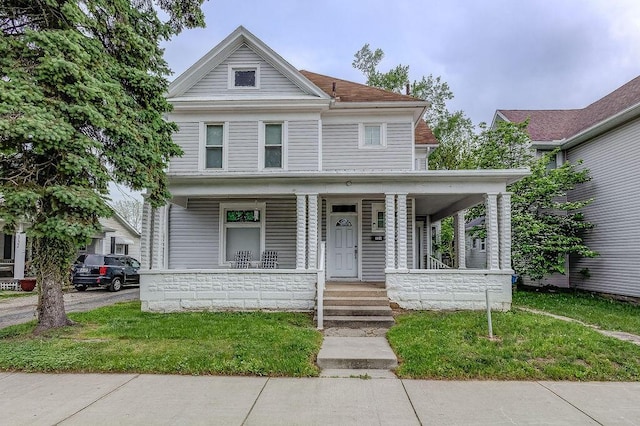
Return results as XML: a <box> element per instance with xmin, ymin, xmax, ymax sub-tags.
<box><xmin>358</xmin><ymin>123</ymin><xmax>387</xmax><ymax>149</ymax></box>
<box><xmin>200</xmin><ymin>122</ymin><xmax>229</xmax><ymax>171</ymax></box>
<box><xmin>227</xmin><ymin>63</ymin><xmax>260</xmax><ymax>89</ymax></box>
<box><xmin>258</xmin><ymin>120</ymin><xmax>288</xmax><ymax>171</ymax></box>
<box><xmin>371</xmin><ymin>202</ymin><xmax>385</xmax><ymax>233</ymax></box>
<box><xmin>219</xmin><ymin>202</ymin><xmax>266</xmax><ymax>265</ymax></box>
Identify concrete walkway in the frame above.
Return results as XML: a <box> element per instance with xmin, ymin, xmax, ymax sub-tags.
<box><xmin>1</xmin><ymin>373</ymin><xmax>639</xmax><ymax>425</ymax></box>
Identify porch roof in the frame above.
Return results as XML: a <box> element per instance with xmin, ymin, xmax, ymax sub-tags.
<box><xmin>167</xmin><ymin>169</ymin><xmax>528</xmax><ymax>216</ymax></box>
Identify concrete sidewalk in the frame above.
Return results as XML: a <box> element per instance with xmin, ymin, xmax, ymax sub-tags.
<box><xmin>1</xmin><ymin>373</ymin><xmax>639</xmax><ymax>425</ymax></box>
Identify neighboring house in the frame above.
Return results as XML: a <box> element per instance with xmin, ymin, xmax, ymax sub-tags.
<box><xmin>79</xmin><ymin>212</ymin><xmax>141</xmax><ymax>260</ymax></box>
<box><xmin>0</xmin><ymin>212</ymin><xmax>140</xmax><ymax>286</ymax></box>
<box><xmin>494</xmin><ymin>75</ymin><xmax>640</xmax><ymax>298</ymax></box>
<box><xmin>140</xmin><ymin>26</ymin><xmax>525</xmax><ymax>313</ymax></box>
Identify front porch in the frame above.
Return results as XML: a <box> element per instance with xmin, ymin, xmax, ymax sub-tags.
<box><xmin>140</xmin><ymin>171</ymin><xmax>524</xmax><ymax>313</ymax></box>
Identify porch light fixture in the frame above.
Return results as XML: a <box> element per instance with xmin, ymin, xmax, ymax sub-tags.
<box><xmin>346</xmin><ymin>180</ymin><xmax>352</xmax><ymax>186</ymax></box>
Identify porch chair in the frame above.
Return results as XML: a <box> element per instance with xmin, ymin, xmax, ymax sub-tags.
<box><xmin>232</xmin><ymin>251</ymin><xmax>252</xmax><ymax>269</ymax></box>
<box><xmin>260</xmin><ymin>250</ymin><xmax>278</xmax><ymax>269</ymax></box>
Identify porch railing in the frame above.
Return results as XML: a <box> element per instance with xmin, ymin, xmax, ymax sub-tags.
<box><xmin>316</xmin><ymin>242</ymin><xmax>326</xmax><ymax>330</ymax></box>
<box><xmin>426</xmin><ymin>255</ymin><xmax>451</xmax><ymax>269</ymax></box>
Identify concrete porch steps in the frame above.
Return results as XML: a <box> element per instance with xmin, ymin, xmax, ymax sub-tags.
<box><xmin>317</xmin><ymin>282</ymin><xmax>394</xmax><ymax>329</ymax></box>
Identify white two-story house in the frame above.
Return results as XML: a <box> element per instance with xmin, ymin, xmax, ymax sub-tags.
<box><xmin>140</xmin><ymin>27</ymin><xmax>526</xmax><ymax>314</ymax></box>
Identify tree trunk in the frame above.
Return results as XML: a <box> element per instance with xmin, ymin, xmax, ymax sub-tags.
<box><xmin>34</xmin><ymin>237</ymin><xmax>74</xmax><ymax>333</ymax></box>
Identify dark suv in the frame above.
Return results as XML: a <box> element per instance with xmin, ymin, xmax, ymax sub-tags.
<box><xmin>72</xmin><ymin>254</ymin><xmax>141</xmax><ymax>292</ymax></box>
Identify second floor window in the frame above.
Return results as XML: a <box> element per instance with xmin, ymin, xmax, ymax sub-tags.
<box><xmin>206</xmin><ymin>124</ymin><xmax>224</xmax><ymax>169</ymax></box>
<box><xmin>359</xmin><ymin>123</ymin><xmax>387</xmax><ymax>149</ymax></box>
<box><xmin>264</xmin><ymin>123</ymin><xmax>283</xmax><ymax>168</ymax></box>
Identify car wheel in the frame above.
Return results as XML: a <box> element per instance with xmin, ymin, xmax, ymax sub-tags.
<box><xmin>75</xmin><ymin>285</ymin><xmax>87</xmax><ymax>292</ymax></box>
<box><xmin>109</xmin><ymin>277</ymin><xmax>123</xmax><ymax>292</ymax></box>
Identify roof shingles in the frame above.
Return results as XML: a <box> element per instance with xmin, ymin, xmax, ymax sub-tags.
<box><xmin>499</xmin><ymin>75</ymin><xmax>640</xmax><ymax>142</ymax></box>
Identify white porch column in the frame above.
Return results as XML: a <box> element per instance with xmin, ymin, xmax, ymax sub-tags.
<box><xmin>486</xmin><ymin>193</ymin><xmax>500</xmax><ymax>270</ymax></box>
<box><xmin>454</xmin><ymin>210</ymin><xmax>467</xmax><ymax>269</ymax></box>
<box><xmin>140</xmin><ymin>202</ymin><xmax>152</xmax><ymax>269</ymax></box>
<box><xmin>296</xmin><ymin>194</ymin><xmax>307</xmax><ymax>269</ymax></box>
<box><xmin>385</xmin><ymin>194</ymin><xmax>396</xmax><ymax>269</ymax></box>
<box><xmin>307</xmin><ymin>193</ymin><xmax>318</xmax><ymax>269</ymax></box>
<box><xmin>151</xmin><ymin>205</ymin><xmax>168</xmax><ymax>270</ymax></box>
<box><xmin>498</xmin><ymin>192</ymin><xmax>512</xmax><ymax>270</ymax></box>
<box><xmin>13</xmin><ymin>228</ymin><xmax>26</xmax><ymax>280</ymax></box>
<box><xmin>397</xmin><ymin>194</ymin><xmax>408</xmax><ymax>270</ymax></box>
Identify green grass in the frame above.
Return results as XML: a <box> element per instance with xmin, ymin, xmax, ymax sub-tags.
<box><xmin>388</xmin><ymin>310</ymin><xmax>640</xmax><ymax>380</ymax></box>
<box><xmin>0</xmin><ymin>291</ymin><xmax>33</xmax><ymax>300</ymax></box>
<box><xmin>513</xmin><ymin>289</ymin><xmax>640</xmax><ymax>335</ymax></box>
<box><xmin>0</xmin><ymin>302</ymin><xmax>322</xmax><ymax>376</ymax></box>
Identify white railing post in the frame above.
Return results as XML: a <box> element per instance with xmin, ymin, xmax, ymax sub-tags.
<box><xmin>316</xmin><ymin>242</ymin><xmax>326</xmax><ymax>330</ymax></box>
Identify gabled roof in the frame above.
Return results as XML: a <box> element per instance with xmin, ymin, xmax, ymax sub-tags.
<box><xmin>168</xmin><ymin>26</ymin><xmax>329</xmax><ymax>99</ymax></box>
<box><xmin>496</xmin><ymin>75</ymin><xmax>640</xmax><ymax>144</ymax></box>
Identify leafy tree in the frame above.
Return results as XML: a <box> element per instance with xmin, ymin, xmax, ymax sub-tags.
<box><xmin>467</xmin><ymin>122</ymin><xmax>596</xmax><ymax>280</ymax></box>
<box><xmin>0</xmin><ymin>0</ymin><xmax>204</xmax><ymax>332</ymax></box>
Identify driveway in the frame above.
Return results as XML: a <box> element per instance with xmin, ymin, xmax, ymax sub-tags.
<box><xmin>0</xmin><ymin>287</ymin><xmax>140</xmax><ymax>329</ymax></box>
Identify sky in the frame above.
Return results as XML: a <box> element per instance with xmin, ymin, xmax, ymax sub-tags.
<box><xmin>112</xmin><ymin>0</ymin><xmax>640</xmax><ymax>201</ymax></box>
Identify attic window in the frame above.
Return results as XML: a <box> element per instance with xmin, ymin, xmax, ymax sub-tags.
<box><xmin>229</xmin><ymin>64</ymin><xmax>260</xmax><ymax>89</ymax></box>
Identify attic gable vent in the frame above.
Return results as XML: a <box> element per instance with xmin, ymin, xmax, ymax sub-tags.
<box><xmin>228</xmin><ymin>63</ymin><xmax>260</xmax><ymax>89</ymax></box>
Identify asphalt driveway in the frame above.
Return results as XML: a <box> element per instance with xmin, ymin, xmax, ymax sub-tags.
<box><xmin>0</xmin><ymin>287</ymin><xmax>139</xmax><ymax>329</ymax></box>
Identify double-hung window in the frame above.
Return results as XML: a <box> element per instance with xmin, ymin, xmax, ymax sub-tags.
<box><xmin>205</xmin><ymin>124</ymin><xmax>224</xmax><ymax>169</ymax></box>
<box><xmin>264</xmin><ymin>123</ymin><xmax>282</xmax><ymax>168</ymax></box>
<box><xmin>221</xmin><ymin>204</ymin><xmax>265</xmax><ymax>263</ymax></box>
<box><xmin>359</xmin><ymin>123</ymin><xmax>387</xmax><ymax>149</ymax></box>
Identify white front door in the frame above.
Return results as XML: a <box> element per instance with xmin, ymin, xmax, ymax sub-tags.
<box><xmin>329</xmin><ymin>215</ymin><xmax>358</xmax><ymax>278</ymax></box>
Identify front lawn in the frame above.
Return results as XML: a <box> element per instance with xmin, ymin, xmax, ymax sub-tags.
<box><xmin>0</xmin><ymin>302</ymin><xmax>322</xmax><ymax>376</ymax></box>
<box><xmin>513</xmin><ymin>289</ymin><xmax>640</xmax><ymax>335</ymax></box>
<box><xmin>388</xmin><ymin>309</ymin><xmax>640</xmax><ymax>380</ymax></box>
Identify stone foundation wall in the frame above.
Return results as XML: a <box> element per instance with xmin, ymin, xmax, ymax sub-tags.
<box><xmin>140</xmin><ymin>270</ymin><xmax>318</xmax><ymax>313</ymax></box>
<box><xmin>386</xmin><ymin>269</ymin><xmax>513</xmax><ymax>311</ymax></box>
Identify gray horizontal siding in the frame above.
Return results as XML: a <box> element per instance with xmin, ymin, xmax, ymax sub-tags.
<box><xmin>168</xmin><ymin>122</ymin><xmax>199</xmax><ymax>174</ymax></box>
<box><xmin>362</xmin><ymin>200</ymin><xmax>385</xmax><ymax>281</ymax></box>
<box><xmin>184</xmin><ymin>45</ymin><xmax>307</xmax><ymax>98</ymax></box>
<box><xmin>168</xmin><ymin>200</ymin><xmax>220</xmax><ymax>269</ymax></box>
<box><xmin>168</xmin><ymin>198</ymin><xmax>298</xmax><ymax>269</ymax></box>
<box><xmin>265</xmin><ymin>199</ymin><xmax>296</xmax><ymax>269</ymax></box>
<box><xmin>228</xmin><ymin>121</ymin><xmax>259</xmax><ymax>171</ymax></box>
<box><xmin>322</xmin><ymin>122</ymin><xmax>413</xmax><ymax>170</ymax></box>
<box><xmin>288</xmin><ymin>120</ymin><xmax>319</xmax><ymax>171</ymax></box>
<box><xmin>567</xmin><ymin>117</ymin><xmax>640</xmax><ymax>297</ymax></box>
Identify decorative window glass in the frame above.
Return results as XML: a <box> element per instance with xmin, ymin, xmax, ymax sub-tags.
<box><xmin>264</xmin><ymin>123</ymin><xmax>282</xmax><ymax>168</ymax></box>
<box><xmin>229</xmin><ymin>64</ymin><xmax>259</xmax><ymax>89</ymax></box>
<box><xmin>205</xmin><ymin>124</ymin><xmax>223</xmax><ymax>169</ymax></box>
<box><xmin>336</xmin><ymin>218</ymin><xmax>353</xmax><ymax>227</ymax></box>
<box><xmin>371</xmin><ymin>202</ymin><xmax>385</xmax><ymax>233</ymax></box>
<box><xmin>221</xmin><ymin>204</ymin><xmax>265</xmax><ymax>263</ymax></box>
<box><xmin>226</xmin><ymin>210</ymin><xmax>260</xmax><ymax>222</ymax></box>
